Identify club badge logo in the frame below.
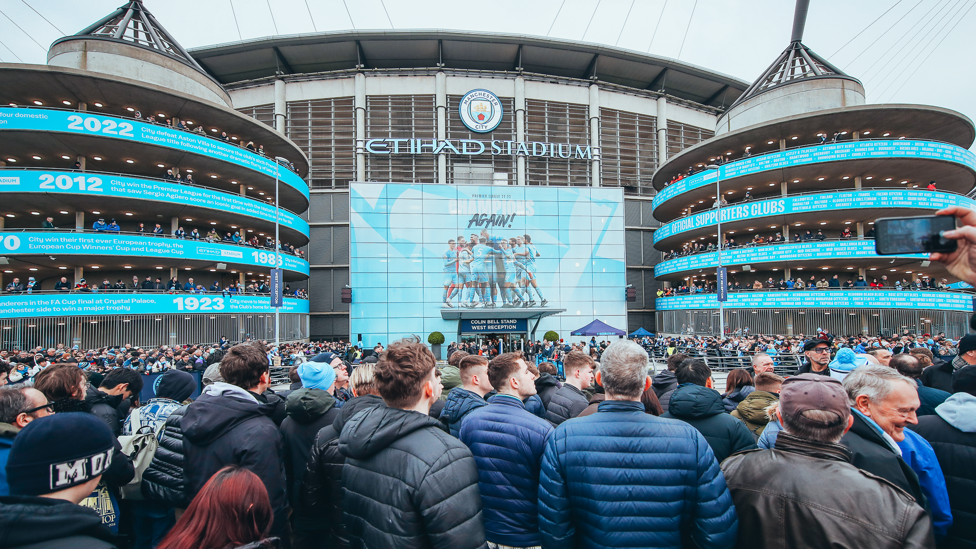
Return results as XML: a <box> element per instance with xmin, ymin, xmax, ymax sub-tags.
<box><xmin>458</xmin><ymin>89</ymin><xmax>504</xmax><ymax>134</ymax></box>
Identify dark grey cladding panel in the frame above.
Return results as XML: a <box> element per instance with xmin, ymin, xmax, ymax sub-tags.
<box><xmin>309</xmin><ymin>269</ymin><xmax>333</xmax><ymax>311</ymax></box>
<box><xmin>624</xmin><ymin>200</ymin><xmax>641</xmax><ymax>226</ymax></box>
<box><xmin>332</xmin><ymin>268</ymin><xmax>349</xmax><ymax>312</ymax></box>
<box><xmin>627</xmin><ymin>269</ymin><xmax>642</xmax><ymax>310</ymax></box>
<box><xmin>309</xmin><ymin>194</ymin><xmax>333</xmax><ymax>222</ymax></box>
<box><xmin>333</xmin><ymin>226</ymin><xmax>350</xmax><ymax>262</ymax></box>
<box><xmin>332</xmin><ymin>195</ymin><xmax>349</xmax><ymax>222</ymax></box>
<box><xmin>625</xmin><ymin>230</ymin><xmax>642</xmax><ymax>265</ymax></box>
<box><xmin>308</xmin><ymin>227</ymin><xmax>333</xmax><ymax>265</ymax></box>
<box><xmin>644</xmin><ymin>272</ymin><xmax>661</xmax><ymax>309</ymax></box>
<box><xmin>641</xmin><ymin>231</ymin><xmax>657</xmax><ymax>267</ymax></box>
<box><xmin>641</xmin><ymin>202</ymin><xmax>658</xmax><ymax>228</ymax></box>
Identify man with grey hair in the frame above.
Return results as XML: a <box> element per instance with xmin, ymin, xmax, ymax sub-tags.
<box><xmin>722</xmin><ymin>374</ymin><xmax>934</xmax><ymax>548</ymax></box>
<box><xmin>750</xmin><ymin>353</ymin><xmax>774</xmax><ymax>376</ymax></box>
<box><xmin>843</xmin><ymin>364</ymin><xmax>953</xmax><ymax>540</ymax></box>
<box><xmin>0</xmin><ymin>387</ymin><xmax>53</xmax><ymax>495</ymax></box>
<box><xmin>538</xmin><ymin>339</ymin><xmax>738</xmax><ymax>549</ymax></box>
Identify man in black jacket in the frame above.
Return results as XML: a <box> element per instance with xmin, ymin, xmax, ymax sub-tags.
<box><xmin>534</xmin><ymin>361</ymin><xmax>561</xmax><ymax>409</ymax></box>
<box><xmin>181</xmin><ymin>343</ymin><xmax>290</xmax><ymax>541</ymax></box>
<box><xmin>545</xmin><ymin>351</ymin><xmax>594</xmax><ymax>425</ymax></box>
<box><xmin>924</xmin><ymin>334</ymin><xmax>976</xmax><ymax>393</ymax></box>
<box><xmin>0</xmin><ymin>413</ymin><xmax>120</xmax><ymax>548</ymax></box>
<box><xmin>796</xmin><ymin>338</ymin><xmax>832</xmax><ymax>376</ymax></box>
<box><xmin>301</xmin><ymin>363</ymin><xmax>385</xmax><ymax>549</ymax></box>
<box><xmin>280</xmin><ymin>359</ymin><xmax>341</xmax><ymax>549</ymax></box>
<box><xmin>88</xmin><ymin>369</ymin><xmax>144</xmax><ymax>436</ymax></box>
<box><xmin>339</xmin><ymin>338</ymin><xmax>487</xmax><ymax>549</ymax></box>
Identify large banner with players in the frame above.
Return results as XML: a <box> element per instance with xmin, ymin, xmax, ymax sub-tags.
<box><xmin>349</xmin><ymin>182</ymin><xmax>627</xmax><ymax>345</ymax></box>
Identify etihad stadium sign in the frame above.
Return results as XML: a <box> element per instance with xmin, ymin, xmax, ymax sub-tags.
<box><xmin>365</xmin><ymin>138</ymin><xmax>593</xmax><ymax>160</ymax></box>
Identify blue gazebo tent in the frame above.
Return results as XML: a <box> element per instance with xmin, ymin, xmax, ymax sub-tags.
<box><xmin>629</xmin><ymin>327</ymin><xmax>654</xmax><ymax>338</ymax></box>
<box><xmin>571</xmin><ymin>319</ymin><xmax>626</xmax><ymax>337</ymax></box>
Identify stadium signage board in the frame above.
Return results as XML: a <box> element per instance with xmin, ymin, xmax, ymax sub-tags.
<box><xmin>461</xmin><ymin>318</ymin><xmax>528</xmax><ymax>333</ymax></box>
<box><xmin>0</xmin><ymin>170</ymin><xmax>308</xmax><ymax>232</ymax></box>
<box><xmin>0</xmin><ymin>294</ymin><xmax>309</xmax><ymax>318</ymax></box>
<box><xmin>656</xmin><ymin>290</ymin><xmax>973</xmax><ymax>312</ymax></box>
<box><xmin>349</xmin><ymin>183</ymin><xmax>626</xmax><ymax>346</ymax></box>
<box><xmin>0</xmin><ymin>107</ymin><xmax>309</xmax><ymax>199</ymax></box>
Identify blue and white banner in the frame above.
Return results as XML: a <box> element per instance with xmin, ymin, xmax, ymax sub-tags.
<box><xmin>655</xmin><ymin>190</ymin><xmax>976</xmax><ymax>243</ymax></box>
<box><xmin>653</xmin><ymin>140</ymin><xmax>976</xmax><ymax>211</ymax></box>
<box><xmin>656</xmin><ymin>290</ymin><xmax>974</xmax><ymax>312</ymax></box>
<box><xmin>0</xmin><ymin>107</ymin><xmax>309</xmax><ymax>200</ymax></box>
<box><xmin>0</xmin><ymin>170</ymin><xmax>308</xmax><ymax>233</ymax></box>
<box><xmin>655</xmin><ymin>240</ymin><xmax>925</xmax><ymax>276</ymax></box>
<box><xmin>0</xmin><ymin>232</ymin><xmax>309</xmax><ymax>275</ymax></box>
<box><xmin>0</xmin><ymin>293</ymin><xmax>309</xmax><ymax>319</ymax></box>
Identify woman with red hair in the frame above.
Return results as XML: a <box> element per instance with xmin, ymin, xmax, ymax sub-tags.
<box><xmin>157</xmin><ymin>466</ymin><xmax>277</xmax><ymax>549</ymax></box>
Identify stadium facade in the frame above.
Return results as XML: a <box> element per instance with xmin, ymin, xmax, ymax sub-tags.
<box><xmin>1</xmin><ymin>1</ymin><xmax>972</xmax><ymax>346</ymax></box>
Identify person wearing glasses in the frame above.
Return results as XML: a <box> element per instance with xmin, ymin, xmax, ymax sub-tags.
<box><xmin>797</xmin><ymin>338</ymin><xmax>832</xmax><ymax>376</ymax></box>
<box><xmin>0</xmin><ymin>387</ymin><xmax>54</xmax><ymax>495</ymax></box>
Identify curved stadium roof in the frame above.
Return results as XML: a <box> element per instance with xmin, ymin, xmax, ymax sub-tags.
<box><xmin>188</xmin><ymin>29</ymin><xmax>750</xmax><ymax>110</ymax></box>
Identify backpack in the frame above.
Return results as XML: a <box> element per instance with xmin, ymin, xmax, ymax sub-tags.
<box><xmin>118</xmin><ymin>407</ymin><xmax>163</xmax><ymax>500</ymax></box>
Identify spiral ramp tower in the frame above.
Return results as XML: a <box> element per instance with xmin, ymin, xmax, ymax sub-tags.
<box><xmin>0</xmin><ymin>1</ymin><xmax>311</xmax><ymax>347</ymax></box>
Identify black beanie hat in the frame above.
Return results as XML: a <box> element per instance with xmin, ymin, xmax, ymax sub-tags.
<box><xmin>958</xmin><ymin>334</ymin><xmax>976</xmax><ymax>356</ymax></box>
<box><xmin>154</xmin><ymin>368</ymin><xmax>196</xmax><ymax>402</ymax></box>
<box><xmin>6</xmin><ymin>413</ymin><xmax>114</xmax><ymax>496</ymax></box>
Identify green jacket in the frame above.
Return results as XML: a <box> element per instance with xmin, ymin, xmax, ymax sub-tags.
<box><xmin>439</xmin><ymin>365</ymin><xmax>461</xmax><ymax>401</ymax></box>
<box><xmin>731</xmin><ymin>390</ymin><xmax>779</xmax><ymax>437</ymax></box>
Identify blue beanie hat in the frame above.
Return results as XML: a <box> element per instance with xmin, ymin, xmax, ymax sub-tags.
<box><xmin>7</xmin><ymin>413</ymin><xmax>115</xmax><ymax>496</ymax></box>
<box><xmin>298</xmin><ymin>360</ymin><xmax>337</xmax><ymax>391</ymax></box>
<box><xmin>829</xmin><ymin>348</ymin><xmax>868</xmax><ymax>381</ymax></box>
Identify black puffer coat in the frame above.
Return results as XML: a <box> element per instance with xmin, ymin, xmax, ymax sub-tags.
<box><xmin>279</xmin><ymin>388</ymin><xmax>339</xmax><ymax>511</ymax></box>
<box><xmin>141</xmin><ymin>405</ymin><xmax>188</xmax><ymax>506</ymax></box>
<box><xmin>544</xmin><ymin>384</ymin><xmax>589</xmax><ymax>426</ymax></box>
<box><xmin>661</xmin><ymin>383</ymin><xmax>757</xmax><ymax>462</ymax></box>
<box><xmin>300</xmin><ymin>395</ymin><xmax>385</xmax><ymax>548</ymax></box>
<box><xmin>534</xmin><ymin>374</ymin><xmax>560</xmax><ymax>409</ymax></box>
<box><xmin>339</xmin><ymin>405</ymin><xmax>487</xmax><ymax>549</ymax></box>
<box><xmin>0</xmin><ymin>494</ymin><xmax>120</xmax><ymax>548</ymax></box>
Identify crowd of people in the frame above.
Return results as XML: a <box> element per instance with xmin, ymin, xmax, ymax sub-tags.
<box><xmin>1</xmin><ymin>332</ymin><xmax>973</xmax><ymax>548</ymax></box>
<box><xmin>658</xmin><ymin>273</ymin><xmax>952</xmax><ymax>296</ymax></box>
<box><xmin>663</xmin><ymin>227</ymin><xmax>876</xmax><ymax>261</ymax></box>
<box><xmin>5</xmin><ymin>275</ymin><xmax>309</xmax><ymax>299</ymax></box>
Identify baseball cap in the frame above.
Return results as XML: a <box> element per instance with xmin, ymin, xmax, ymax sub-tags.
<box><xmin>6</xmin><ymin>413</ymin><xmax>115</xmax><ymax>496</ymax></box>
<box><xmin>780</xmin><ymin>373</ymin><xmax>850</xmax><ymax>429</ymax></box>
<box><xmin>310</xmin><ymin>352</ymin><xmax>341</xmax><ymax>366</ymax></box>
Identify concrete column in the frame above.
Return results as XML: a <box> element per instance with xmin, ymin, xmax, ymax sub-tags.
<box><xmin>240</xmin><ymin>184</ymin><xmax>246</xmax><ymax>197</ymax></box>
<box><xmin>76</xmin><ymin>156</ymin><xmax>86</xmax><ymax>172</ymax></box>
<box><xmin>783</xmin><ymin>224</ymin><xmax>790</xmax><ymax>240</ymax></box>
<box><xmin>852</xmin><ymin>131</ymin><xmax>859</xmax><ymax>141</ymax></box>
<box><xmin>589</xmin><ymin>83</ymin><xmax>601</xmax><ymax>187</ymax></box>
<box><xmin>859</xmin><ymin>268</ymin><xmax>866</xmax><ymax>279</ymax></box>
<box><xmin>779</xmin><ymin>138</ymin><xmax>786</xmax><ymax>151</ymax></box>
<box><xmin>436</xmin><ymin>72</ymin><xmax>447</xmax><ymax>185</ymax></box>
<box><xmin>856</xmin><ymin>222</ymin><xmax>865</xmax><ymax>238</ymax></box>
<box><xmin>170</xmin><ymin>267</ymin><xmax>177</xmax><ymax>280</ymax></box>
<box><xmin>171</xmin><ymin>217</ymin><xmax>179</xmax><ymax>234</ymax></box>
<box><xmin>785</xmin><ymin>268</ymin><xmax>791</xmax><ymax>280</ymax></box>
<box><xmin>515</xmin><ymin>76</ymin><xmax>526</xmax><ymax>186</ymax></box>
<box><xmin>239</xmin><ymin>272</ymin><xmax>245</xmax><ymax>288</ymax></box>
<box><xmin>75</xmin><ymin>211</ymin><xmax>84</xmax><ymax>230</ymax></box>
<box><xmin>355</xmin><ymin>73</ymin><xmax>366</xmax><ymax>181</ymax></box>
<box><xmin>781</xmin><ymin>181</ymin><xmax>788</xmax><ymax>197</ymax></box>
<box><xmin>78</xmin><ymin>102</ymin><xmax>87</xmax><ymax>111</ymax></box>
<box><xmin>274</xmin><ymin>79</ymin><xmax>286</xmax><ymax>133</ymax></box>
<box><xmin>74</xmin><ymin>267</ymin><xmax>83</xmax><ymax>285</ymax></box>
<box><xmin>854</xmin><ymin>176</ymin><xmax>862</xmax><ymax>191</ymax></box>
<box><xmin>656</xmin><ymin>96</ymin><xmax>668</xmax><ymax>166</ymax></box>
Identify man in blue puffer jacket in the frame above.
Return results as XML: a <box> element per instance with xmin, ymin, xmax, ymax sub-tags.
<box><xmin>461</xmin><ymin>351</ymin><xmax>553</xmax><ymax>547</ymax></box>
<box><xmin>440</xmin><ymin>355</ymin><xmax>494</xmax><ymax>437</ymax></box>
<box><xmin>538</xmin><ymin>340</ymin><xmax>737</xmax><ymax>549</ymax></box>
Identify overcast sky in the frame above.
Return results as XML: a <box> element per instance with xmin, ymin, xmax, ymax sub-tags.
<box><xmin>2</xmin><ymin>0</ymin><xmax>973</xmax><ymax>148</ymax></box>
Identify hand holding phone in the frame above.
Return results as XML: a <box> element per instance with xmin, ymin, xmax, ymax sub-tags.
<box><xmin>874</xmin><ymin>215</ymin><xmax>957</xmax><ymax>255</ymax></box>
<box><xmin>929</xmin><ymin>207</ymin><xmax>976</xmax><ymax>286</ymax></box>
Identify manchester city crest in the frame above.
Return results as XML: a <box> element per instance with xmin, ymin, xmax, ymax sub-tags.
<box><xmin>458</xmin><ymin>89</ymin><xmax>504</xmax><ymax>133</ymax></box>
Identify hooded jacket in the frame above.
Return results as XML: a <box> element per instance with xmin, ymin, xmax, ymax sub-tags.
<box><xmin>534</xmin><ymin>373</ymin><xmax>560</xmax><ymax>409</ymax></box>
<box><xmin>439</xmin><ymin>387</ymin><xmax>487</xmax><ymax>437</ymax></box>
<box><xmin>730</xmin><ymin>391</ymin><xmax>778</xmax><ymax>436</ymax></box>
<box><xmin>721</xmin><ymin>433</ymin><xmax>934</xmax><ymax>549</ymax></box>
<box><xmin>339</xmin><ymin>405</ymin><xmax>487</xmax><ymax>549</ymax></box>
<box><xmin>915</xmin><ymin>379</ymin><xmax>951</xmax><ymax>417</ymax></box>
<box><xmin>721</xmin><ymin>385</ymin><xmax>755</xmax><ymax>413</ymax></box>
<box><xmin>141</xmin><ymin>405</ymin><xmax>188</xmax><ymax>506</ymax></box>
<box><xmin>661</xmin><ymin>384</ymin><xmax>757</xmax><ymax>462</ymax></box>
<box><xmin>86</xmin><ymin>385</ymin><xmax>125</xmax><ymax>436</ymax></box>
<box><xmin>840</xmin><ymin>410</ymin><xmax>926</xmax><ymax>508</ymax></box>
<box><xmin>909</xmin><ymin>392</ymin><xmax>976</xmax><ymax>548</ymax></box>
<box><xmin>181</xmin><ymin>383</ymin><xmax>288</xmax><ymax>536</ymax></box>
<box><xmin>651</xmin><ymin>369</ymin><xmax>678</xmax><ymax>400</ymax></box>
<box><xmin>301</xmin><ymin>394</ymin><xmax>386</xmax><ymax>548</ymax></box>
<box><xmin>0</xmin><ymin>495</ymin><xmax>119</xmax><ymax>548</ymax></box>
<box><xmin>921</xmin><ymin>356</ymin><xmax>956</xmax><ymax>394</ymax></box>
<box><xmin>439</xmin><ymin>365</ymin><xmax>462</xmax><ymax>399</ymax></box>
<box><xmin>544</xmin><ymin>384</ymin><xmax>590</xmax><ymax>426</ymax></box>
<box><xmin>538</xmin><ymin>400</ymin><xmax>738</xmax><ymax>549</ymax></box>
<box><xmin>279</xmin><ymin>388</ymin><xmax>339</xmax><ymax>511</ymax></box>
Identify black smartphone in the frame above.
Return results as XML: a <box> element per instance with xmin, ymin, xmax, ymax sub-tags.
<box><xmin>874</xmin><ymin>215</ymin><xmax>957</xmax><ymax>255</ymax></box>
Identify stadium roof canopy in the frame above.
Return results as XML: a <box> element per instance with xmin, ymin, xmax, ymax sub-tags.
<box><xmin>188</xmin><ymin>29</ymin><xmax>750</xmax><ymax>110</ymax></box>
